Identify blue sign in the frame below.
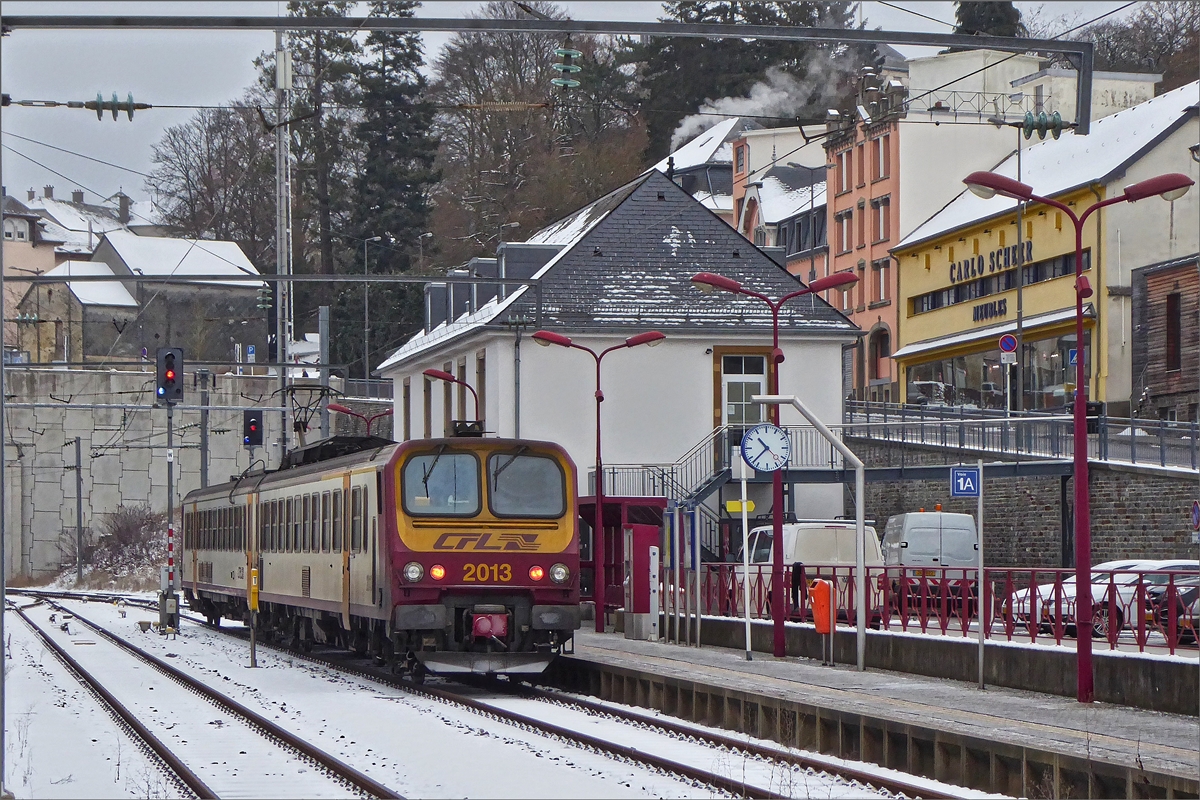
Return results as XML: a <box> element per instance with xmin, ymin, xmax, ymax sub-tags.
<box><xmin>998</xmin><ymin>334</ymin><xmax>1018</xmax><ymax>353</ymax></box>
<box><xmin>950</xmin><ymin>467</ymin><xmax>980</xmax><ymax>498</ymax></box>
<box><xmin>1068</xmin><ymin>348</ymin><xmax>1078</xmax><ymax>366</ymax></box>
<box><xmin>247</xmin><ymin>345</ymin><xmax>256</xmax><ymax>356</ymax></box>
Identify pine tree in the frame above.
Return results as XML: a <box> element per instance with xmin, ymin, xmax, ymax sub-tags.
<box><xmin>336</xmin><ymin>0</ymin><xmax>440</xmax><ymax>379</ymax></box>
<box><xmin>954</xmin><ymin>2</ymin><xmax>1025</xmax><ymax>38</ymax></box>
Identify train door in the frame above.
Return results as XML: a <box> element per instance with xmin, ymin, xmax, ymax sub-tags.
<box><xmin>341</xmin><ymin>474</ymin><xmax>351</xmax><ymax>628</ymax></box>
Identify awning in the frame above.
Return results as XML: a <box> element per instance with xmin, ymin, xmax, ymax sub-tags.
<box><xmin>892</xmin><ymin>304</ymin><xmax>1094</xmax><ymax>361</ymax></box>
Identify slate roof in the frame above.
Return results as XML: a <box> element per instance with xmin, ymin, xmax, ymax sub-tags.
<box><xmin>379</xmin><ymin>171</ymin><xmax>857</xmax><ymax>371</ymax></box>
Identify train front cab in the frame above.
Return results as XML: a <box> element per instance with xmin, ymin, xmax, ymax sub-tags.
<box><xmin>387</xmin><ymin>438</ymin><xmax>581</xmax><ymax>676</ymax></box>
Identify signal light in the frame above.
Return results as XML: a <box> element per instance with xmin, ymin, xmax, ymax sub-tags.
<box><xmin>529</xmin><ymin>565</ymin><xmax>545</xmax><ymax>581</ymax></box>
<box><xmin>243</xmin><ymin>410</ymin><xmax>263</xmax><ymax>447</ymax></box>
<box><xmin>155</xmin><ymin>347</ymin><xmax>184</xmax><ymax>403</ymax></box>
<box><xmin>430</xmin><ymin>564</ymin><xmax>446</xmax><ymax>580</ymax></box>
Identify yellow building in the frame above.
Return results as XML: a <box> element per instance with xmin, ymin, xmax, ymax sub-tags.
<box><xmin>891</xmin><ymin>84</ymin><xmax>1199</xmax><ymax>415</ymax></box>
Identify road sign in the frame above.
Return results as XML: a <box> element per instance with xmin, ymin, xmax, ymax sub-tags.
<box><xmin>950</xmin><ymin>466</ymin><xmax>980</xmax><ymax>498</ymax></box>
<box><xmin>1001</xmin><ymin>351</ymin><xmax>1017</xmax><ymax>364</ymax></box>
<box><xmin>247</xmin><ymin>344</ymin><xmax>256</xmax><ymax>364</ymax></box>
<box><xmin>1192</xmin><ymin>500</ymin><xmax>1200</xmax><ymax>532</ymax></box>
<box><xmin>1068</xmin><ymin>348</ymin><xmax>1078</xmax><ymax>366</ymax></box>
<box><xmin>999</xmin><ymin>334</ymin><xmax>1018</xmax><ymax>353</ymax></box>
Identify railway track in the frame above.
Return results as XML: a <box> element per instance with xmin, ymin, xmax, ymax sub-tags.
<box><xmin>13</xmin><ymin>596</ymin><xmax>403</xmax><ymax>800</ymax></box>
<box><xmin>22</xmin><ymin>590</ymin><xmax>953</xmax><ymax>798</ymax></box>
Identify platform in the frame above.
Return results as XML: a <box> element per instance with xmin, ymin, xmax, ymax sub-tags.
<box><xmin>547</xmin><ymin>629</ymin><xmax>1199</xmax><ymax>798</ymax></box>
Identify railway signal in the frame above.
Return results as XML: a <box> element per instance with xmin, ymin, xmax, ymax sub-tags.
<box><xmin>156</xmin><ymin>347</ymin><xmax>184</xmax><ymax>403</ymax></box>
<box><xmin>243</xmin><ymin>410</ymin><xmax>263</xmax><ymax>447</ymax></box>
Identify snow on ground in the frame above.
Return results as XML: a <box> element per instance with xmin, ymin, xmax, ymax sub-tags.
<box><xmin>50</xmin><ymin>599</ymin><xmax>722</xmax><ymax>799</ymax></box>
<box><xmin>3</xmin><ymin>606</ymin><xmax>167</xmax><ymax>799</ymax></box>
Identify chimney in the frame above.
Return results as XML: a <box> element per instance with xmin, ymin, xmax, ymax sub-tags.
<box><xmin>27</xmin><ymin>189</ymin><xmax>35</xmax><ymax>201</ymax></box>
<box><xmin>43</xmin><ymin>185</ymin><xmax>53</xmax><ymax>199</ymax></box>
<box><xmin>72</xmin><ymin>190</ymin><xmax>84</xmax><ymax>204</ymax></box>
<box><xmin>118</xmin><ymin>193</ymin><xmax>131</xmax><ymax>224</ymax></box>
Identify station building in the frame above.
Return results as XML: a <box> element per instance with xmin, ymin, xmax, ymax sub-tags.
<box><xmin>890</xmin><ymin>82</ymin><xmax>1199</xmax><ymax>416</ymax></box>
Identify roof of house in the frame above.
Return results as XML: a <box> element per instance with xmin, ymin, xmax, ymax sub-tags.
<box><xmin>897</xmin><ymin>81</ymin><xmax>1200</xmax><ymax>250</ymax></box>
<box><xmin>648</xmin><ymin>117</ymin><xmax>760</xmax><ymax>174</ymax></box>
<box><xmin>749</xmin><ymin>169</ymin><xmax>827</xmax><ymax>226</ymax></box>
<box><xmin>379</xmin><ymin>170</ymin><xmax>857</xmax><ymax>371</ymax></box>
<box><xmin>101</xmin><ymin>229</ymin><xmax>261</xmax><ymax>286</ymax></box>
<box><xmin>24</xmin><ymin>195</ymin><xmax>132</xmax><ymax>254</ymax></box>
<box><xmin>42</xmin><ymin>261</ymin><xmax>138</xmax><ymax>307</ymax></box>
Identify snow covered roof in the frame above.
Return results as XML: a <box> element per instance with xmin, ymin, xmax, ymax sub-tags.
<box><xmin>898</xmin><ymin>81</ymin><xmax>1200</xmax><ymax>250</ymax></box>
<box><xmin>101</xmin><ymin>229</ymin><xmax>261</xmax><ymax>286</ymax></box>
<box><xmin>648</xmin><ymin>117</ymin><xmax>747</xmax><ymax>174</ymax></box>
<box><xmin>751</xmin><ymin>177</ymin><xmax>826</xmax><ymax>226</ymax></box>
<box><xmin>379</xmin><ymin>171</ymin><xmax>857</xmax><ymax>372</ymax></box>
<box><xmin>694</xmin><ymin>191</ymin><xmax>734</xmax><ymax>213</ymax></box>
<box><xmin>43</xmin><ymin>261</ymin><xmax>138</xmax><ymax>307</ymax></box>
<box><xmin>24</xmin><ymin>195</ymin><xmax>131</xmax><ymax>254</ymax></box>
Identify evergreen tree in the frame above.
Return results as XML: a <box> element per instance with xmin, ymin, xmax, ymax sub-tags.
<box><xmin>954</xmin><ymin>1</ymin><xmax>1025</xmax><ymax>38</ymax></box>
<box><xmin>625</xmin><ymin>1</ymin><xmax>861</xmax><ymax>160</ymax></box>
<box><xmin>336</xmin><ymin>0</ymin><xmax>440</xmax><ymax>379</ymax></box>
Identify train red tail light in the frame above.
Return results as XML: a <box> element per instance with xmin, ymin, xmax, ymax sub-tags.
<box><xmin>472</xmin><ymin>613</ymin><xmax>508</xmax><ymax>639</ymax></box>
<box><xmin>430</xmin><ymin>564</ymin><xmax>446</xmax><ymax>580</ymax></box>
<box><xmin>528</xmin><ymin>565</ymin><xmax>545</xmax><ymax>581</ymax></box>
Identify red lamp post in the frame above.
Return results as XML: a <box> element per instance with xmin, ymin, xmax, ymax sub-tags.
<box><xmin>964</xmin><ymin>169</ymin><xmax>1194</xmax><ymax>702</ymax></box>
<box><xmin>691</xmin><ymin>270</ymin><xmax>859</xmax><ymax>657</ymax></box>
<box><xmin>532</xmin><ymin>329</ymin><xmax>667</xmax><ymax>633</ymax></box>
<box><xmin>327</xmin><ymin>402</ymin><xmax>394</xmax><ymax>436</ymax></box>
<box><xmin>423</xmin><ymin>368</ymin><xmax>479</xmax><ymax>420</ymax></box>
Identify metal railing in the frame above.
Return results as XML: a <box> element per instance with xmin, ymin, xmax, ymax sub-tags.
<box><xmin>844</xmin><ymin>401</ymin><xmax>1200</xmax><ymax>472</ymax></box>
<box><xmin>343</xmin><ymin>378</ymin><xmax>393</xmax><ymax>400</ymax></box>
<box><xmin>678</xmin><ymin>563</ymin><xmax>1199</xmax><ymax>656</ymax></box>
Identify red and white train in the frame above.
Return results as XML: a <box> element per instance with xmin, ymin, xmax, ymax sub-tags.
<box><xmin>181</xmin><ymin>434</ymin><xmax>581</xmax><ymax>680</ymax></box>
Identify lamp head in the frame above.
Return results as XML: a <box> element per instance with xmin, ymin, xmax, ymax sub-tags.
<box><xmin>1076</xmin><ymin>275</ymin><xmax>1093</xmax><ymax>299</ymax></box>
<box><xmin>625</xmin><ymin>331</ymin><xmax>666</xmax><ymax>348</ymax></box>
<box><xmin>366</xmin><ymin>235</ymin><xmax>383</xmax><ymax>242</ymax></box>
<box><xmin>1122</xmin><ymin>173</ymin><xmax>1194</xmax><ymax>202</ymax></box>
<box><xmin>423</xmin><ymin>368</ymin><xmax>456</xmax><ymax>382</ymax></box>
<box><xmin>808</xmin><ymin>271</ymin><xmax>858</xmax><ymax>293</ymax></box>
<box><xmin>532</xmin><ymin>330</ymin><xmax>572</xmax><ymax>348</ymax></box>
<box><xmin>327</xmin><ymin>402</ymin><xmax>353</xmax><ymax>414</ymax></box>
<box><xmin>691</xmin><ymin>271</ymin><xmax>742</xmax><ymax>295</ymax></box>
<box><xmin>963</xmin><ymin>171</ymin><xmax>1034</xmax><ymax>201</ymax></box>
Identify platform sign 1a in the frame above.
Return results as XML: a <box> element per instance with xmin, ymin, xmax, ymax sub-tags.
<box><xmin>950</xmin><ymin>466</ymin><xmax>980</xmax><ymax>498</ymax></box>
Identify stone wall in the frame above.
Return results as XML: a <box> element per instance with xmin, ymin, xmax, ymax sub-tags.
<box><xmin>849</xmin><ymin>438</ymin><xmax>1198</xmax><ymax>566</ymax></box>
<box><xmin>3</xmin><ymin>367</ymin><xmax>390</xmax><ymax>579</ymax></box>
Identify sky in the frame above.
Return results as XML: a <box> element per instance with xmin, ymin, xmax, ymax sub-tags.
<box><xmin>0</xmin><ymin>1</ymin><xmax>1138</xmax><ymax>215</ymax></box>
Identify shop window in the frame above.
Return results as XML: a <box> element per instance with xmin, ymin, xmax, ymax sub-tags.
<box><xmin>1166</xmin><ymin>292</ymin><xmax>1182</xmax><ymax>371</ymax></box>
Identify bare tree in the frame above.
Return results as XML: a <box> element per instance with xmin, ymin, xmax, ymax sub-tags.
<box><xmin>1075</xmin><ymin>2</ymin><xmax>1199</xmax><ymax>92</ymax></box>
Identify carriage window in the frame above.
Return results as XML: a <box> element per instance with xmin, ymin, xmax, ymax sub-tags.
<box><xmin>282</xmin><ymin>498</ymin><xmax>291</xmax><ymax>552</ymax></box>
<box><xmin>303</xmin><ymin>494</ymin><xmax>313</xmax><ymax>552</ymax></box>
<box><xmin>402</xmin><ymin>451</ymin><xmax>481</xmax><ymax>517</ymax></box>
<box><xmin>332</xmin><ymin>491</ymin><xmax>343</xmax><ymax>552</ymax></box>
<box><xmin>271</xmin><ymin>501</ymin><xmax>279</xmax><ymax>552</ymax></box>
<box><xmin>218</xmin><ymin>508</ymin><xmax>225</xmax><ymax>550</ymax></box>
<box><xmin>321</xmin><ymin>491</ymin><xmax>331</xmax><ymax>552</ymax></box>
<box><xmin>240</xmin><ymin>508</ymin><xmax>246</xmax><ymax>551</ymax></box>
<box><xmin>351</xmin><ymin>487</ymin><xmax>363</xmax><ymax>552</ymax></box>
<box><xmin>487</xmin><ymin>453</ymin><xmax>566</xmax><ymax>518</ymax></box>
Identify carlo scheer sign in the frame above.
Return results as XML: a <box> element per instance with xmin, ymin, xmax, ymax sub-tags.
<box><xmin>949</xmin><ymin>240</ymin><xmax>1034</xmax><ymax>285</ymax></box>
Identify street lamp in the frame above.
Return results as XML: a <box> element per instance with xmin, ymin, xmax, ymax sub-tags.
<box><xmin>963</xmin><ymin>169</ymin><xmax>1194</xmax><ymax>702</ymax></box>
<box><xmin>327</xmin><ymin>402</ymin><xmax>394</xmax><ymax>437</ymax></box>
<box><xmin>363</xmin><ymin>235</ymin><xmax>383</xmax><ymax>382</ymax></box>
<box><xmin>532</xmin><ymin>328</ymin><xmax>666</xmax><ymax>633</ymax></box>
<box><xmin>418</xmin><ymin>231</ymin><xmax>433</xmax><ymax>271</ymax></box>
<box><xmin>423</xmin><ymin>367</ymin><xmax>479</xmax><ymax>419</ymax></box>
<box><xmin>691</xmin><ymin>270</ymin><xmax>859</xmax><ymax>657</ymax></box>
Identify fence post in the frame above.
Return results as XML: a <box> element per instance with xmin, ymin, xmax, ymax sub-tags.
<box><xmin>1158</xmin><ymin>418</ymin><xmax>1167</xmax><ymax>468</ymax></box>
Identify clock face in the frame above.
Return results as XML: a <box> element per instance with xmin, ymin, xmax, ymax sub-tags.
<box><xmin>739</xmin><ymin>424</ymin><xmax>791</xmax><ymax>473</ymax></box>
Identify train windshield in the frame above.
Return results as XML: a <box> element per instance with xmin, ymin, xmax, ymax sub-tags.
<box><xmin>403</xmin><ymin>450</ymin><xmax>481</xmax><ymax>516</ymax></box>
<box><xmin>487</xmin><ymin>452</ymin><xmax>566</xmax><ymax>518</ymax></box>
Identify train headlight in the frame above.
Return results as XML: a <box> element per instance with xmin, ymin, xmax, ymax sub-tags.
<box><xmin>430</xmin><ymin>564</ymin><xmax>447</xmax><ymax>581</ymax></box>
<box><xmin>549</xmin><ymin>563</ymin><xmax>570</xmax><ymax>585</ymax></box>
<box><xmin>528</xmin><ymin>565</ymin><xmax>545</xmax><ymax>581</ymax></box>
<box><xmin>403</xmin><ymin>562</ymin><xmax>424</xmax><ymax>583</ymax></box>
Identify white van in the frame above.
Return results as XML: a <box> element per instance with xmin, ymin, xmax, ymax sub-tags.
<box><xmin>739</xmin><ymin>521</ymin><xmax>884</xmax><ymax>568</ymax></box>
<box><xmin>881</xmin><ymin>511</ymin><xmax>978</xmax><ymax>579</ymax></box>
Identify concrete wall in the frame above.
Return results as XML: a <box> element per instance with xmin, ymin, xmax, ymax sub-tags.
<box><xmin>1</xmin><ymin>367</ymin><xmax>391</xmax><ymax>580</ymax></box>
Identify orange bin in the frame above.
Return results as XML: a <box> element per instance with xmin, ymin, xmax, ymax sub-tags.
<box><xmin>809</xmin><ymin>579</ymin><xmax>834</xmax><ymax>634</ymax></box>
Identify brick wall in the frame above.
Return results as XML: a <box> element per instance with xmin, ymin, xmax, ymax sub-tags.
<box><xmin>850</xmin><ymin>438</ymin><xmax>1198</xmax><ymax>567</ymax></box>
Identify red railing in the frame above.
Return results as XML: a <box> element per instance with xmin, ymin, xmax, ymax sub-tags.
<box><xmin>659</xmin><ymin>564</ymin><xmax>1199</xmax><ymax>655</ymax></box>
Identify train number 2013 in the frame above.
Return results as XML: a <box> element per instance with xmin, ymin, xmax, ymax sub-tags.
<box><xmin>463</xmin><ymin>563</ymin><xmax>512</xmax><ymax>582</ymax></box>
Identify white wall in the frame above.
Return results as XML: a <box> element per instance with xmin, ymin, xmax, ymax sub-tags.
<box><xmin>1098</xmin><ymin>120</ymin><xmax>1200</xmax><ymax>408</ymax></box>
<box><xmin>385</xmin><ymin>330</ymin><xmax>856</xmax><ymax>519</ymax></box>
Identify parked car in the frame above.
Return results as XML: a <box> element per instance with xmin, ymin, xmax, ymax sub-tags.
<box><xmin>1147</xmin><ymin>572</ymin><xmax>1200</xmax><ymax>645</ymax></box>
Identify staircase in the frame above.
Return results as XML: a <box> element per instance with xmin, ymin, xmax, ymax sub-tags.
<box><xmin>594</xmin><ymin>425</ymin><xmax>846</xmax><ymax>560</ymax></box>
